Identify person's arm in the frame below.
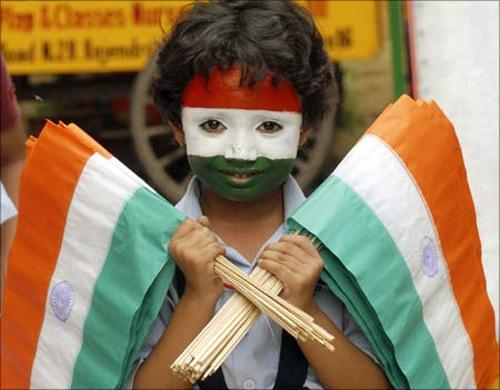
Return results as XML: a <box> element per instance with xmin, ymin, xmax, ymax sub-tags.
<box><xmin>134</xmin><ymin>288</ymin><xmax>219</xmax><ymax>389</ymax></box>
<box><xmin>1</xmin><ymin>53</ymin><xmax>26</xmax><ymax>292</ymax></box>
<box><xmin>259</xmin><ymin>234</ymin><xmax>390</xmax><ymax>389</ymax></box>
<box><xmin>0</xmin><ymin>132</ymin><xmax>24</xmax><ymax>294</ymax></box>
<box><xmin>0</xmin><ymin>53</ymin><xmax>25</xmax><ymax>202</ymax></box>
<box><xmin>133</xmin><ymin>217</ymin><xmax>225</xmax><ymax>389</ymax></box>
<box><xmin>1</xmin><ymin>118</ymin><xmax>25</xmax><ymax>193</ymax></box>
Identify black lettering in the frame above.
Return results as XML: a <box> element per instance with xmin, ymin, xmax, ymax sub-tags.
<box><xmin>41</xmin><ymin>40</ymin><xmax>76</xmax><ymax>61</ymax></box>
<box><xmin>338</xmin><ymin>28</ymin><xmax>352</xmax><ymax>47</ymax></box>
<box><xmin>324</xmin><ymin>27</ymin><xmax>353</xmax><ymax>50</ymax></box>
<box><xmin>42</xmin><ymin>41</ymin><xmax>54</xmax><ymax>61</ymax></box>
<box><xmin>84</xmin><ymin>38</ymin><xmax>155</xmax><ymax>66</ymax></box>
<box><xmin>1</xmin><ymin>42</ymin><xmax>35</xmax><ymax>63</ymax></box>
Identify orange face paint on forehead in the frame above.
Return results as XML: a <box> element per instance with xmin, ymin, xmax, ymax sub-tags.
<box><xmin>181</xmin><ymin>67</ymin><xmax>301</xmax><ymax>112</ymax></box>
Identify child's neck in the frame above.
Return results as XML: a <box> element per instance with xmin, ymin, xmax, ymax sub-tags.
<box><xmin>200</xmin><ymin>185</ymin><xmax>284</xmax><ymax>262</ymax></box>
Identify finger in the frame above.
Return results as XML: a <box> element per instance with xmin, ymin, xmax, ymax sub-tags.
<box><xmin>171</xmin><ymin>219</ymin><xmax>197</xmax><ymax>240</ymax></box>
<box><xmin>280</xmin><ymin>234</ymin><xmax>320</xmax><ymax>258</ymax></box>
<box><xmin>197</xmin><ymin>215</ymin><xmax>210</xmax><ymax>228</ymax></box>
<box><xmin>259</xmin><ymin>249</ymin><xmax>303</xmax><ymax>273</ymax></box>
<box><xmin>202</xmin><ymin>243</ymin><xmax>226</xmax><ymax>276</ymax></box>
<box><xmin>258</xmin><ymin>258</ymin><xmax>297</xmax><ymax>285</ymax></box>
<box><xmin>191</xmin><ymin>220</ymin><xmax>218</xmax><ymax>242</ymax></box>
<box><xmin>183</xmin><ymin>227</ymin><xmax>219</xmax><ymax>249</ymax></box>
<box><xmin>264</xmin><ymin>241</ymin><xmax>310</xmax><ymax>265</ymax></box>
<box><xmin>206</xmin><ymin>242</ymin><xmax>226</xmax><ymax>260</ymax></box>
<box><xmin>280</xmin><ymin>236</ymin><xmax>324</xmax><ymax>276</ymax></box>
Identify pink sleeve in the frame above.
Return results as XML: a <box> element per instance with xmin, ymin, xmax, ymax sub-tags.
<box><xmin>1</xmin><ymin>53</ymin><xmax>21</xmax><ymax>131</ymax></box>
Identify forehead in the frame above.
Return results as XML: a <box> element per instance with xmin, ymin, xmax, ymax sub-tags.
<box><xmin>182</xmin><ymin>68</ymin><xmax>301</xmax><ymax>112</ymax></box>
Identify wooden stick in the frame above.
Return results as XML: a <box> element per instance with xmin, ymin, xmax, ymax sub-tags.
<box><xmin>214</xmin><ymin>257</ymin><xmax>334</xmax><ymax>346</ymax></box>
<box><xmin>171</xmin><ymin>246</ymin><xmax>335</xmax><ymax>383</ymax></box>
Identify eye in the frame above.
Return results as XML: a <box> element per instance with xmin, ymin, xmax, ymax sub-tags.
<box><xmin>257</xmin><ymin>121</ymin><xmax>283</xmax><ymax>133</ymax></box>
<box><xmin>200</xmin><ymin>119</ymin><xmax>227</xmax><ymax>133</ymax></box>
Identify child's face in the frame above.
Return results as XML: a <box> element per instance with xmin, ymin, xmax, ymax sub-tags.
<box><xmin>180</xmin><ymin>68</ymin><xmax>303</xmax><ymax>201</ymax></box>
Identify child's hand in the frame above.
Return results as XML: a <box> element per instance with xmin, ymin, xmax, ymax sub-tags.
<box><xmin>168</xmin><ymin>216</ymin><xmax>225</xmax><ymax>305</ymax></box>
<box><xmin>258</xmin><ymin>234</ymin><xmax>323</xmax><ymax>312</ymax></box>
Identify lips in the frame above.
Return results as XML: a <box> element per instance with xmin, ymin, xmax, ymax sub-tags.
<box><xmin>219</xmin><ymin>170</ymin><xmax>265</xmax><ymax>185</ymax></box>
<box><xmin>220</xmin><ymin>170</ymin><xmax>264</xmax><ymax>179</ymax></box>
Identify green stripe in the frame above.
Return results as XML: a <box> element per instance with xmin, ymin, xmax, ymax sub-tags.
<box><xmin>287</xmin><ymin>175</ymin><xmax>450</xmax><ymax>389</ymax></box>
<box><xmin>71</xmin><ymin>188</ymin><xmax>185</xmax><ymax>389</ymax></box>
<box><xmin>318</xmin><ymin>250</ymin><xmax>407</xmax><ymax>388</ymax></box>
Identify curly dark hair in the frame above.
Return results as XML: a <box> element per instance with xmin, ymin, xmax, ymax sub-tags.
<box><xmin>152</xmin><ymin>0</ymin><xmax>337</xmax><ymax>131</ymax></box>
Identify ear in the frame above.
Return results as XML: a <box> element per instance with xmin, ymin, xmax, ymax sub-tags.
<box><xmin>299</xmin><ymin>128</ymin><xmax>311</xmax><ymax>147</ymax></box>
<box><xmin>168</xmin><ymin>120</ymin><xmax>186</xmax><ymax>146</ymax></box>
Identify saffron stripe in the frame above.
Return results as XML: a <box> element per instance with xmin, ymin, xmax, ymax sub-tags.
<box><xmin>288</xmin><ymin>174</ymin><xmax>450</xmax><ymax>388</ymax></box>
<box><xmin>334</xmin><ymin>135</ymin><xmax>475</xmax><ymax>388</ymax></box>
<box><xmin>71</xmin><ymin>187</ymin><xmax>184</xmax><ymax>388</ymax></box>
<box><xmin>29</xmin><ymin>153</ymin><xmax>141</xmax><ymax>388</ymax></box>
<box><xmin>58</xmin><ymin>122</ymin><xmax>112</xmax><ymax>159</ymax></box>
<box><xmin>182</xmin><ymin>68</ymin><xmax>301</xmax><ymax>112</ymax></box>
<box><xmin>0</xmin><ymin>121</ymin><xmax>94</xmax><ymax>389</ymax></box>
<box><xmin>367</xmin><ymin>96</ymin><xmax>498</xmax><ymax>387</ymax></box>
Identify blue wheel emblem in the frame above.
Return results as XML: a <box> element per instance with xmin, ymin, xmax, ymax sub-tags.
<box><xmin>50</xmin><ymin>281</ymin><xmax>74</xmax><ymax>322</ymax></box>
<box><xmin>421</xmin><ymin>237</ymin><xmax>439</xmax><ymax>278</ymax></box>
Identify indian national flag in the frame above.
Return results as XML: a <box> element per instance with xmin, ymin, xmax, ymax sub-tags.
<box><xmin>288</xmin><ymin>95</ymin><xmax>499</xmax><ymax>389</ymax></box>
<box><xmin>1</xmin><ymin>121</ymin><xmax>185</xmax><ymax>388</ymax></box>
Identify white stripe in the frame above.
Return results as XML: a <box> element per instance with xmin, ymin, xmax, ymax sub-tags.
<box><xmin>30</xmin><ymin>153</ymin><xmax>141</xmax><ymax>388</ymax></box>
<box><xmin>181</xmin><ymin>107</ymin><xmax>301</xmax><ymax>160</ymax></box>
<box><xmin>333</xmin><ymin>135</ymin><xmax>476</xmax><ymax>388</ymax></box>
<box><xmin>108</xmin><ymin>157</ymin><xmax>156</xmax><ymax>193</ymax></box>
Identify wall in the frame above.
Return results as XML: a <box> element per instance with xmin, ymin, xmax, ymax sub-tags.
<box><xmin>411</xmin><ymin>0</ymin><xmax>499</xmax><ymax>336</ymax></box>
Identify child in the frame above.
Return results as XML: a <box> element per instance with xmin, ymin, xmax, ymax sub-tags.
<box><xmin>132</xmin><ymin>1</ymin><xmax>389</xmax><ymax>388</ymax></box>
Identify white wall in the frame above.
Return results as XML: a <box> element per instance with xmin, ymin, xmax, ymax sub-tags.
<box><xmin>411</xmin><ymin>0</ymin><xmax>499</xmax><ymax>337</ymax></box>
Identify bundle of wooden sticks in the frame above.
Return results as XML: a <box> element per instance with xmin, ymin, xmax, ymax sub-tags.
<box><xmin>171</xmin><ymin>245</ymin><xmax>335</xmax><ymax>383</ymax></box>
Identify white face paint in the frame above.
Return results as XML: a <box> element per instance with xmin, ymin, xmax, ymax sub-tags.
<box><xmin>181</xmin><ymin>107</ymin><xmax>302</xmax><ymax>160</ymax></box>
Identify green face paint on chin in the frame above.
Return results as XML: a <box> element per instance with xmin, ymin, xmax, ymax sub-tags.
<box><xmin>188</xmin><ymin>155</ymin><xmax>295</xmax><ymax>201</ymax></box>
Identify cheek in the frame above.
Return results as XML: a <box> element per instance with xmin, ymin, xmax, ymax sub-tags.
<box><xmin>183</xmin><ymin>125</ymin><xmax>229</xmax><ymax>157</ymax></box>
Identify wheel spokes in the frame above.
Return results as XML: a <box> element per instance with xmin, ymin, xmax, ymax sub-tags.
<box><xmin>145</xmin><ymin>125</ymin><xmax>167</xmax><ymax>137</ymax></box>
<box><xmin>157</xmin><ymin>148</ymin><xmax>186</xmax><ymax>168</ymax></box>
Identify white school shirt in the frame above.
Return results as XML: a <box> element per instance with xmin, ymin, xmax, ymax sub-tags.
<box><xmin>129</xmin><ymin>176</ymin><xmax>377</xmax><ymax>389</ymax></box>
<box><xmin>0</xmin><ymin>181</ymin><xmax>17</xmax><ymax>224</ymax></box>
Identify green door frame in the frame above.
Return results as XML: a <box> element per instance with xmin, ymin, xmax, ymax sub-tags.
<box><xmin>389</xmin><ymin>0</ymin><xmax>410</xmax><ymax>98</ymax></box>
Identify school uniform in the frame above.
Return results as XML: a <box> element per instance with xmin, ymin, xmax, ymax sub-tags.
<box><xmin>0</xmin><ymin>182</ymin><xmax>17</xmax><ymax>225</ymax></box>
<box><xmin>128</xmin><ymin>176</ymin><xmax>377</xmax><ymax>389</ymax></box>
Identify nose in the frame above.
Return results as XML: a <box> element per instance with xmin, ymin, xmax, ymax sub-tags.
<box><xmin>224</xmin><ymin>129</ymin><xmax>257</xmax><ymax>160</ymax></box>
<box><xmin>225</xmin><ymin>144</ymin><xmax>257</xmax><ymax>160</ymax></box>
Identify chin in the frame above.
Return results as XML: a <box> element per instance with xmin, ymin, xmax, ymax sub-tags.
<box><xmin>213</xmin><ymin>184</ymin><xmax>283</xmax><ymax>203</ymax></box>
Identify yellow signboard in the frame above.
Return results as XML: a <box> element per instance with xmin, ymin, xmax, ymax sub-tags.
<box><xmin>0</xmin><ymin>1</ymin><xmax>379</xmax><ymax>75</ymax></box>
<box><xmin>297</xmin><ymin>0</ymin><xmax>380</xmax><ymax>60</ymax></box>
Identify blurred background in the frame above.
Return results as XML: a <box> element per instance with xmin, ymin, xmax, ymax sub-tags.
<box><xmin>1</xmin><ymin>0</ymin><xmax>498</xmax><ymax>331</ymax></box>
<box><xmin>1</xmin><ymin>0</ymin><xmax>404</xmax><ymax>200</ymax></box>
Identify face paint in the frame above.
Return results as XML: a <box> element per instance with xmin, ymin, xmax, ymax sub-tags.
<box><xmin>181</xmin><ymin>68</ymin><xmax>302</xmax><ymax>201</ymax></box>
<box><xmin>188</xmin><ymin>156</ymin><xmax>295</xmax><ymax>201</ymax></box>
<box><xmin>181</xmin><ymin>108</ymin><xmax>302</xmax><ymax>160</ymax></box>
